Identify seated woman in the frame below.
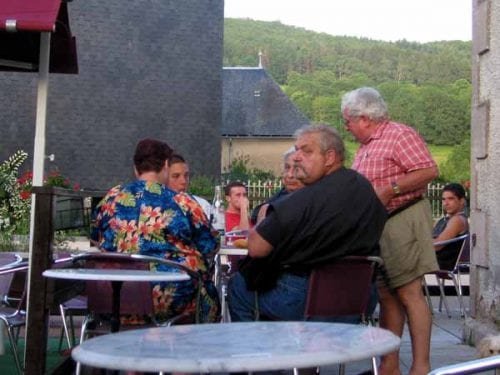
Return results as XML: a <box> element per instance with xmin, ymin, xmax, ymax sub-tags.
<box><xmin>432</xmin><ymin>183</ymin><xmax>469</xmax><ymax>270</ymax></box>
<box><xmin>91</xmin><ymin>138</ymin><xmax>220</xmax><ymax>323</ymax></box>
<box><xmin>250</xmin><ymin>147</ymin><xmax>305</xmax><ymax>225</ymax></box>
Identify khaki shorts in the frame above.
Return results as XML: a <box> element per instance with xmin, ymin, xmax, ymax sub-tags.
<box><xmin>379</xmin><ymin>198</ymin><xmax>438</xmax><ymax>289</ymax></box>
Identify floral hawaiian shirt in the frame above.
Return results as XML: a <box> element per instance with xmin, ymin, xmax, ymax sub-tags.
<box><xmin>91</xmin><ymin>180</ymin><xmax>220</xmax><ymax>322</ymax></box>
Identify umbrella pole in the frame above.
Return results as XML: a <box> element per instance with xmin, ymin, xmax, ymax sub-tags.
<box><xmin>31</xmin><ymin>32</ymin><xmax>51</xmax><ymax>187</ymax></box>
<box><xmin>24</xmin><ymin>31</ymin><xmax>51</xmax><ymax>374</ymax></box>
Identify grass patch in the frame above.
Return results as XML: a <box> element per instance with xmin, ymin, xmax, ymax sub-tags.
<box><xmin>428</xmin><ymin>144</ymin><xmax>453</xmax><ymax>166</ymax></box>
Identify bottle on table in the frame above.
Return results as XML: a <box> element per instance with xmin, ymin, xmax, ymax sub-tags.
<box><xmin>211</xmin><ymin>185</ymin><xmax>226</xmax><ymax>244</ymax></box>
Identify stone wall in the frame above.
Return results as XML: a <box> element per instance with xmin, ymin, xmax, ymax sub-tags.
<box><xmin>467</xmin><ymin>0</ymin><xmax>500</xmax><ymax>341</ymax></box>
<box><xmin>0</xmin><ymin>0</ymin><xmax>223</xmax><ymax>190</ymax></box>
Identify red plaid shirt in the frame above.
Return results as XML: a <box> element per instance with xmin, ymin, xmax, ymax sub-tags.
<box><xmin>352</xmin><ymin>121</ymin><xmax>436</xmax><ymax>212</ymax></box>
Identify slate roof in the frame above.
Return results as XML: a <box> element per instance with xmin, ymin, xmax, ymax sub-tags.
<box><xmin>222</xmin><ymin>67</ymin><xmax>309</xmax><ymax>137</ymax></box>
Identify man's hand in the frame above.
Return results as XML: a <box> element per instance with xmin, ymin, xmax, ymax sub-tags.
<box><xmin>239</xmin><ymin>196</ymin><xmax>249</xmax><ymax>212</ymax></box>
<box><xmin>375</xmin><ymin>185</ymin><xmax>394</xmax><ymax>206</ymax></box>
<box><xmin>237</xmin><ymin>196</ymin><xmax>250</xmax><ymax>230</ymax></box>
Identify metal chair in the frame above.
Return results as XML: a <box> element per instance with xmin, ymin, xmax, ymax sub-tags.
<box><xmin>63</xmin><ymin>252</ymin><xmax>201</xmax><ymax>375</ymax></box>
<box><xmin>0</xmin><ymin>261</ymin><xmax>29</xmax><ymax>375</ymax></box>
<box><xmin>215</xmin><ymin>251</ymin><xmax>246</xmax><ymax>322</ymax></box>
<box><xmin>423</xmin><ymin>233</ymin><xmax>470</xmax><ymax>317</ymax></box>
<box><xmin>57</xmin><ymin>293</ymin><xmax>87</xmax><ymax>350</ymax></box>
<box><xmin>50</xmin><ymin>253</ymin><xmax>89</xmax><ymax>351</ymax></box>
<box><xmin>301</xmin><ymin>255</ymin><xmax>384</xmax><ymax>375</ymax></box>
<box><xmin>66</xmin><ymin>253</ymin><xmax>202</xmax><ymax>340</ymax></box>
<box><xmin>428</xmin><ymin>354</ymin><xmax>500</xmax><ymax>375</ymax></box>
<box><xmin>0</xmin><ymin>253</ymin><xmax>22</xmax><ymax>305</ymax></box>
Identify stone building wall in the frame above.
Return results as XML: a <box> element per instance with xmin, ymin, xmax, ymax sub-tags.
<box><xmin>0</xmin><ymin>0</ymin><xmax>223</xmax><ymax>190</ymax></box>
<box><xmin>468</xmin><ymin>0</ymin><xmax>500</xmax><ymax>340</ymax></box>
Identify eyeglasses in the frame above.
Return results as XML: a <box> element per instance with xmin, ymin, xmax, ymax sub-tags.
<box><xmin>343</xmin><ymin>117</ymin><xmax>354</xmax><ymax>127</ymax></box>
<box><xmin>343</xmin><ymin>116</ymin><xmax>361</xmax><ymax>128</ymax></box>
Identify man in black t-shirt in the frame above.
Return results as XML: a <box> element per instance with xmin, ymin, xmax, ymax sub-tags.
<box><xmin>228</xmin><ymin>124</ymin><xmax>387</xmax><ymax>321</ymax></box>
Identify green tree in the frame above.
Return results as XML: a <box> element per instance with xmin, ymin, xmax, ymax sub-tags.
<box><xmin>438</xmin><ymin>139</ymin><xmax>471</xmax><ymax>183</ymax></box>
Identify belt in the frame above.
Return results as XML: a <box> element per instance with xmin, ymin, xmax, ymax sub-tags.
<box><xmin>388</xmin><ymin>196</ymin><xmax>423</xmax><ymax>218</ymax></box>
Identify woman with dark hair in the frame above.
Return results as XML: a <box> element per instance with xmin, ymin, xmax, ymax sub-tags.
<box><xmin>432</xmin><ymin>183</ymin><xmax>469</xmax><ymax>270</ymax></box>
<box><xmin>91</xmin><ymin>138</ymin><xmax>220</xmax><ymax>323</ymax></box>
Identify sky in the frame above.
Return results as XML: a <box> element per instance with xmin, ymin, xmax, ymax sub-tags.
<box><xmin>224</xmin><ymin>0</ymin><xmax>472</xmax><ymax>43</ymax></box>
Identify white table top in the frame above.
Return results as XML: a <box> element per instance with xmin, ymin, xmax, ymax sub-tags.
<box><xmin>42</xmin><ymin>268</ymin><xmax>190</xmax><ymax>282</ymax></box>
<box><xmin>218</xmin><ymin>247</ymin><xmax>248</xmax><ymax>256</ymax></box>
<box><xmin>72</xmin><ymin>321</ymin><xmax>400</xmax><ymax>373</ymax></box>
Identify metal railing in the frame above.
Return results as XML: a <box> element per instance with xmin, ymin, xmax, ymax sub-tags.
<box><xmin>76</xmin><ymin>182</ymin><xmax>459</xmax><ymax>225</ymax></box>
<box><xmin>241</xmin><ymin>180</ymin><xmax>457</xmax><ymax>220</ymax></box>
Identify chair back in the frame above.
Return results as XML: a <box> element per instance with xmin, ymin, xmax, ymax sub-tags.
<box><xmin>434</xmin><ymin>233</ymin><xmax>469</xmax><ymax>272</ymax></box>
<box><xmin>0</xmin><ymin>262</ymin><xmax>29</xmax><ymax>311</ymax></box>
<box><xmin>85</xmin><ymin>257</ymin><xmax>153</xmax><ymax>316</ymax></box>
<box><xmin>0</xmin><ymin>253</ymin><xmax>22</xmax><ymax>269</ymax></box>
<box><xmin>304</xmin><ymin>256</ymin><xmax>382</xmax><ymax>320</ymax></box>
<box><xmin>457</xmin><ymin>234</ymin><xmax>471</xmax><ymax>265</ymax></box>
<box><xmin>0</xmin><ymin>253</ymin><xmax>22</xmax><ymax>303</ymax></box>
<box><xmin>68</xmin><ymin>252</ymin><xmax>200</xmax><ymax>323</ymax></box>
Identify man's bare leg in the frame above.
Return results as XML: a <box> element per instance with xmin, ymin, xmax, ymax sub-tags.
<box><xmin>378</xmin><ymin>285</ymin><xmax>405</xmax><ymax>375</ymax></box>
<box><xmin>396</xmin><ymin>277</ymin><xmax>432</xmax><ymax>375</ymax></box>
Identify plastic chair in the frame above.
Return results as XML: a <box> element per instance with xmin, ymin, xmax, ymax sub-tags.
<box><xmin>0</xmin><ymin>261</ymin><xmax>29</xmax><ymax>375</ymax></box>
<box><xmin>423</xmin><ymin>233</ymin><xmax>470</xmax><ymax>317</ymax></box>
<box><xmin>301</xmin><ymin>255</ymin><xmax>384</xmax><ymax>375</ymax></box>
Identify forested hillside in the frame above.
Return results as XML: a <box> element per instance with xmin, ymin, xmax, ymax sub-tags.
<box><xmin>224</xmin><ymin>18</ymin><xmax>472</xmax><ymax>149</ymax></box>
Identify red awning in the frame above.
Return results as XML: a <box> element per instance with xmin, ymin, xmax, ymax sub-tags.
<box><xmin>0</xmin><ymin>0</ymin><xmax>77</xmax><ymax>73</ymax></box>
<box><xmin>0</xmin><ymin>0</ymin><xmax>62</xmax><ymax>32</ymax></box>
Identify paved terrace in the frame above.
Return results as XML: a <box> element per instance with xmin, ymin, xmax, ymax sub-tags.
<box><xmin>38</xmin><ymin>292</ymin><xmax>481</xmax><ymax>374</ymax></box>
<box><xmin>16</xmin><ymin>238</ymin><xmax>484</xmax><ymax>374</ymax></box>
<box><xmin>332</xmin><ymin>294</ymin><xmax>480</xmax><ymax>375</ymax></box>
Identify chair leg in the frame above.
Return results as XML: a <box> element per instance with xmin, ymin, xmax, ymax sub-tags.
<box><xmin>451</xmin><ymin>275</ymin><xmax>466</xmax><ymax>318</ymax></box>
<box><xmin>422</xmin><ymin>276</ymin><xmax>434</xmax><ymax>314</ymax></box>
<box><xmin>75</xmin><ymin>316</ymin><xmax>91</xmax><ymax>375</ymax></box>
<box><xmin>59</xmin><ymin>303</ymin><xmax>72</xmax><ymax>350</ymax></box>
<box><xmin>5</xmin><ymin>325</ymin><xmax>23</xmax><ymax>375</ymax></box>
<box><xmin>58</xmin><ymin>322</ymin><xmax>64</xmax><ymax>351</ymax></box>
<box><xmin>371</xmin><ymin>356</ymin><xmax>379</xmax><ymax>375</ymax></box>
<box><xmin>69</xmin><ymin>313</ymin><xmax>76</xmax><ymax>345</ymax></box>
<box><xmin>437</xmin><ymin>277</ymin><xmax>451</xmax><ymax>318</ymax></box>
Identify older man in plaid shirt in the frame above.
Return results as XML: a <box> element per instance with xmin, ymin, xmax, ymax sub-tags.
<box><xmin>342</xmin><ymin>87</ymin><xmax>439</xmax><ymax>375</ymax></box>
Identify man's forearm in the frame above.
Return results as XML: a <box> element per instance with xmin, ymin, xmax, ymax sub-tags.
<box><xmin>395</xmin><ymin>165</ymin><xmax>439</xmax><ymax>193</ymax></box>
<box><xmin>248</xmin><ymin>227</ymin><xmax>273</xmax><ymax>257</ymax></box>
<box><xmin>375</xmin><ymin>165</ymin><xmax>438</xmax><ymax>206</ymax></box>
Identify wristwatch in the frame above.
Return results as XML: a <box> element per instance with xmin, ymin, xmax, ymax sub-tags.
<box><xmin>391</xmin><ymin>181</ymin><xmax>401</xmax><ymax>196</ymax></box>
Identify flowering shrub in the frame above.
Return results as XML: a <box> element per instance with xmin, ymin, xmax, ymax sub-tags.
<box><xmin>45</xmin><ymin>170</ymin><xmax>81</xmax><ymax>191</ymax></box>
<box><xmin>0</xmin><ymin>150</ymin><xmax>30</xmax><ymax>235</ymax></box>
<box><xmin>0</xmin><ymin>150</ymin><xmax>80</xmax><ymax>237</ymax></box>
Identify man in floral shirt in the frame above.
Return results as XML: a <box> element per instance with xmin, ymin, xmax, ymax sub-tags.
<box><xmin>91</xmin><ymin>138</ymin><xmax>219</xmax><ymax>322</ymax></box>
